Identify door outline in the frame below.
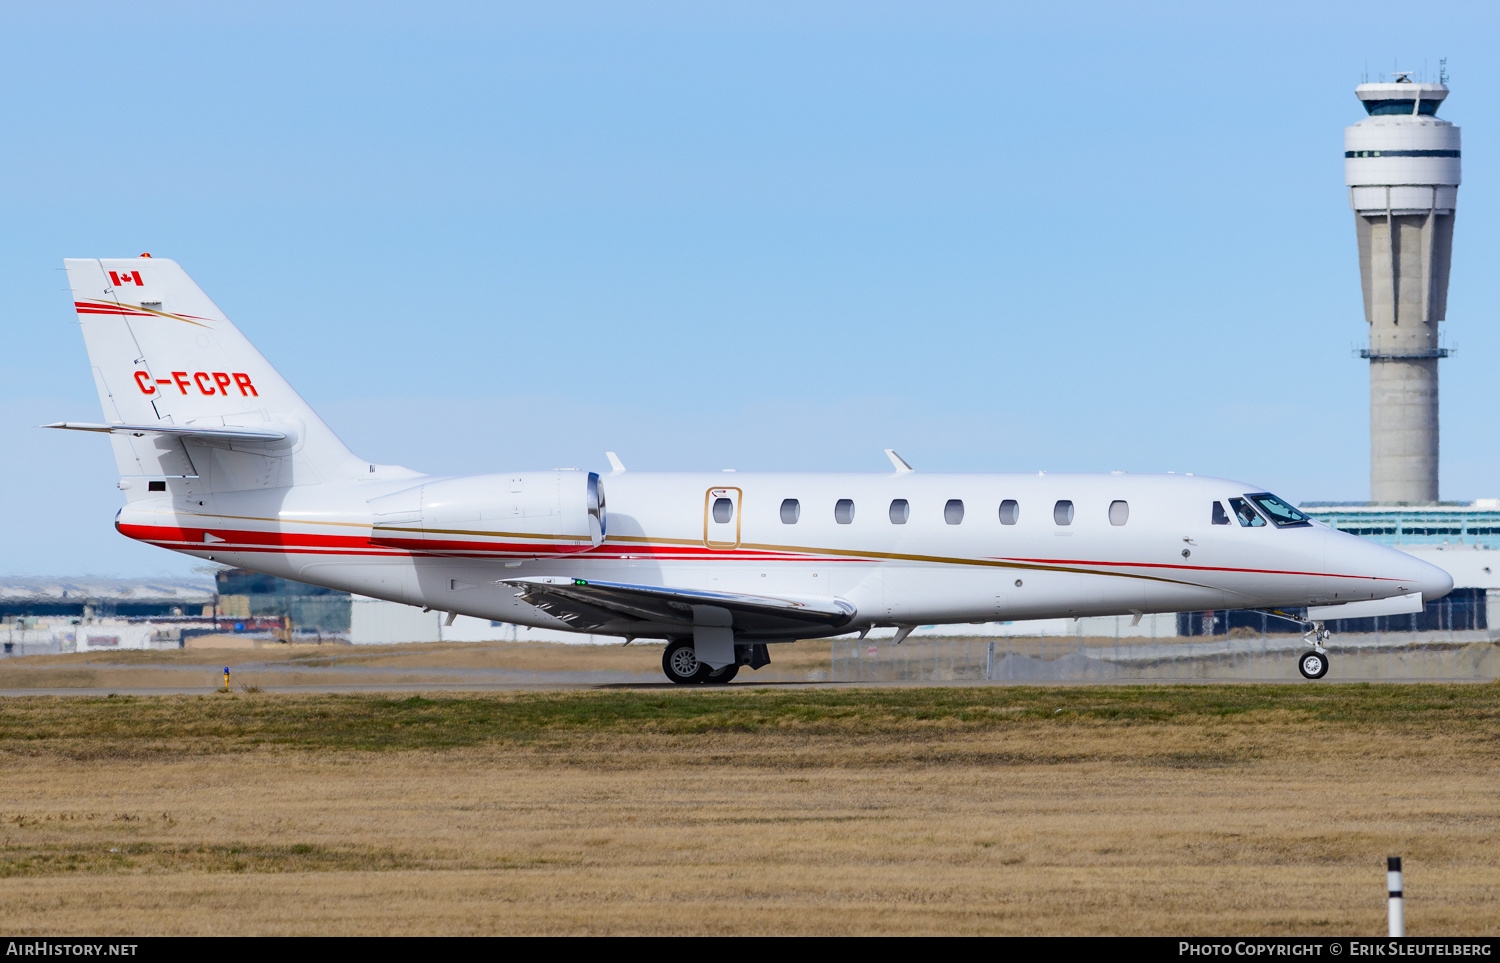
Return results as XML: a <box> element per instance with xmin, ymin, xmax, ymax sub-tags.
<box><xmin>703</xmin><ymin>487</ymin><xmax>743</xmax><ymax>550</ymax></box>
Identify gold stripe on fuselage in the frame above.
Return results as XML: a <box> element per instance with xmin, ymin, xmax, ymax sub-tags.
<box><xmin>145</xmin><ymin>511</ymin><xmax>1216</xmax><ymax>590</ymax></box>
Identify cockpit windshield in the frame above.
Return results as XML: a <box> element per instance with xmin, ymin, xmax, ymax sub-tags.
<box><xmin>1247</xmin><ymin>493</ymin><xmax>1312</xmax><ymax>528</ymax></box>
<box><xmin>1228</xmin><ymin>497</ymin><xmax>1266</xmax><ymax>527</ymax></box>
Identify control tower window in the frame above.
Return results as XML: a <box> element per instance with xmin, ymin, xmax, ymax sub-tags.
<box><xmin>835</xmin><ymin>499</ymin><xmax>855</xmax><ymax>524</ymax></box>
<box><xmin>1228</xmin><ymin>497</ymin><xmax>1267</xmax><ymax>528</ymax></box>
<box><xmin>1212</xmin><ymin>502</ymin><xmax>1230</xmax><ymax>526</ymax></box>
<box><xmin>889</xmin><ymin>499</ymin><xmax>909</xmax><ymax>524</ymax></box>
<box><xmin>780</xmin><ymin>498</ymin><xmax>800</xmax><ymax>524</ymax></box>
<box><xmin>1362</xmin><ymin>99</ymin><xmax>1440</xmax><ymax>116</ymax></box>
<box><xmin>999</xmin><ymin>499</ymin><xmax>1019</xmax><ymax>525</ymax></box>
<box><xmin>944</xmin><ymin>499</ymin><xmax>965</xmax><ymax>525</ymax></box>
<box><xmin>1247</xmin><ymin>493</ymin><xmax>1312</xmax><ymax>529</ymax></box>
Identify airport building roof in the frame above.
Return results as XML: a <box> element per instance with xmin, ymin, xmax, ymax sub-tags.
<box><xmin>1302</xmin><ymin>501</ymin><xmax>1500</xmax><ymax>549</ymax></box>
<box><xmin>0</xmin><ymin>577</ymin><xmax>213</xmax><ymax>603</ymax></box>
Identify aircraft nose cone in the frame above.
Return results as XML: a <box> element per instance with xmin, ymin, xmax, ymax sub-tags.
<box><xmin>1414</xmin><ymin>556</ymin><xmax>1454</xmax><ymax>602</ymax></box>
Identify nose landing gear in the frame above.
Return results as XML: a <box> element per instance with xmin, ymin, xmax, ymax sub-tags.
<box><xmin>1298</xmin><ymin>621</ymin><xmax>1330</xmax><ymax>680</ymax></box>
<box><xmin>1249</xmin><ymin>610</ymin><xmax>1334</xmax><ymax>681</ymax></box>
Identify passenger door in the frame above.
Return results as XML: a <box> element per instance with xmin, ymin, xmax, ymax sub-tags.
<box><xmin>704</xmin><ymin>487</ymin><xmax>742</xmax><ymax>550</ymax></box>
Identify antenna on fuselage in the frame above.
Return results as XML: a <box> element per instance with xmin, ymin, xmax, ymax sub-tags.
<box><xmin>885</xmin><ymin>449</ymin><xmax>914</xmax><ymax>475</ymax></box>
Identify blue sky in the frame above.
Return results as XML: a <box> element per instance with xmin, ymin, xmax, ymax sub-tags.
<box><xmin>5</xmin><ymin>1</ymin><xmax>1500</xmax><ymax>576</ymax></box>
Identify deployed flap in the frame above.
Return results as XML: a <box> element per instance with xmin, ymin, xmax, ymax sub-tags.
<box><xmin>501</xmin><ymin>576</ymin><xmax>856</xmax><ymax>637</ymax></box>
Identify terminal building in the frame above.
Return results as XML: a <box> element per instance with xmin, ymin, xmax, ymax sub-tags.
<box><xmin>214</xmin><ymin>567</ymin><xmax>351</xmax><ymax>634</ymax></box>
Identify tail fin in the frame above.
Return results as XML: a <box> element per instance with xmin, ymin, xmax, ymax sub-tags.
<box><xmin>62</xmin><ymin>257</ymin><xmax>365</xmax><ymax>490</ymax></box>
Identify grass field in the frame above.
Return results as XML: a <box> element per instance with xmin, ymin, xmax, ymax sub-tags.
<box><xmin>0</xmin><ymin>638</ymin><xmax>835</xmax><ymax>689</ymax></box>
<box><xmin>0</xmin><ymin>683</ymin><xmax>1495</xmax><ymax>935</ymax></box>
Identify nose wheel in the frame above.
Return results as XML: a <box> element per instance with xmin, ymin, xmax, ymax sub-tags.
<box><xmin>1298</xmin><ymin>621</ymin><xmax>1330</xmax><ymax>680</ymax></box>
<box><xmin>1298</xmin><ymin>650</ymin><xmax>1329</xmax><ymax>679</ymax></box>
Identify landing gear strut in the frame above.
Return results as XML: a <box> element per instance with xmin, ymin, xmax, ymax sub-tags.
<box><xmin>1298</xmin><ymin>621</ymin><xmax>1330</xmax><ymax>680</ymax></box>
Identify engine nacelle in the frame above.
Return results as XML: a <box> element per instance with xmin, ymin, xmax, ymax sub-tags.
<box><xmin>368</xmin><ymin>470</ymin><xmax>606</xmax><ymax>557</ymax></box>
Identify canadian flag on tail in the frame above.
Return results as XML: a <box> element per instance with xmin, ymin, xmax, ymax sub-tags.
<box><xmin>109</xmin><ymin>270</ymin><xmax>143</xmax><ymax>286</ymax></box>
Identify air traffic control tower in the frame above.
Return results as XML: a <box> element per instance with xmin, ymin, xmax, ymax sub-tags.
<box><xmin>1346</xmin><ymin>74</ymin><xmax>1460</xmax><ymax>503</ymax></box>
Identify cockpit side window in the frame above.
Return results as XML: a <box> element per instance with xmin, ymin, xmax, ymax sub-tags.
<box><xmin>1212</xmin><ymin>502</ymin><xmax>1230</xmax><ymax>526</ymax></box>
<box><xmin>1247</xmin><ymin>493</ymin><xmax>1312</xmax><ymax>528</ymax></box>
<box><xmin>1228</xmin><ymin>497</ymin><xmax>1266</xmax><ymax>528</ymax></box>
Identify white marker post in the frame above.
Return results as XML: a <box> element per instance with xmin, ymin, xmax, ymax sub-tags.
<box><xmin>1388</xmin><ymin>856</ymin><xmax>1404</xmax><ymax>937</ymax></box>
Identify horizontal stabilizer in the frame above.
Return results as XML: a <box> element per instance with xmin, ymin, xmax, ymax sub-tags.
<box><xmin>501</xmin><ymin>576</ymin><xmax>856</xmax><ymax>638</ymax></box>
<box><xmin>1306</xmin><ymin>591</ymin><xmax>1425</xmax><ymax>621</ymax></box>
<box><xmin>44</xmin><ymin>421</ymin><xmax>290</xmax><ymax>446</ymax></box>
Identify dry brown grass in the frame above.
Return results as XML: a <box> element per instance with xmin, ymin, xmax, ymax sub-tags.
<box><xmin>0</xmin><ymin>685</ymin><xmax>1494</xmax><ymax>935</ymax></box>
<box><xmin>0</xmin><ymin>639</ymin><xmax>841</xmax><ymax>689</ymax></box>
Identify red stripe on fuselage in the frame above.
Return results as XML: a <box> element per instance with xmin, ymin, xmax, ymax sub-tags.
<box><xmin>993</xmin><ymin>555</ymin><xmax>1401</xmax><ymax>583</ymax></box>
<box><xmin>119</xmin><ymin>523</ymin><xmax>819</xmax><ymax>563</ymax></box>
<box><xmin>117</xmin><ymin>521</ymin><xmax>1389</xmax><ymax>583</ymax></box>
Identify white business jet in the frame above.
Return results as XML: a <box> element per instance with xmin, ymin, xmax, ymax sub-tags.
<box><xmin>50</xmin><ymin>257</ymin><xmax>1452</xmax><ymax>683</ymax></box>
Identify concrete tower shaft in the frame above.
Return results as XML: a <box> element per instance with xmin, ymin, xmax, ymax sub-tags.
<box><xmin>1346</xmin><ymin>79</ymin><xmax>1459</xmax><ymax>504</ymax></box>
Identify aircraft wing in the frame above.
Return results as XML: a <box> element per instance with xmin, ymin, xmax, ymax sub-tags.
<box><xmin>500</xmin><ymin>576</ymin><xmax>856</xmax><ymax>638</ymax></box>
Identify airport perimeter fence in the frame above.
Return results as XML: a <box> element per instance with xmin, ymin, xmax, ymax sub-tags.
<box><xmin>829</xmin><ymin>631</ymin><xmax>1499</xmax><ymax>683</ymax></box>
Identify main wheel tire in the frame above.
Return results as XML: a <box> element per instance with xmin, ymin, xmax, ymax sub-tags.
<box><xmin>663</xmin><ymin>640</ymin><xmax>712</xmax><ymax>684</ymax></box>
<box><xmin>1298</xmin><ymin>650</ymin><xmax>1329</xmax><ymax>680</ymax></box>
<box><xmin>705</xmin><ymin>663</ymin><xmax>740</xmax><ymax>684</ymax></box>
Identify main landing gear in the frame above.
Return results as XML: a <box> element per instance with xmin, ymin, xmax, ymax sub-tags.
<box><xmin>1298</xmin><ymin>621</ymin><xmax>1330</xmax><ymax>680</ymax></box>
<box><xmin>662</xmin><ymin>640</ymin><xmax>739</xmax><ymax>685</ymax></box>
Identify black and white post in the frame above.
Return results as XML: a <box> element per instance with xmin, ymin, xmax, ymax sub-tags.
<box><xmin>1388</xmin><ymin>856</ymin><xmax>1404</xmax><ymax>937</ymax></box>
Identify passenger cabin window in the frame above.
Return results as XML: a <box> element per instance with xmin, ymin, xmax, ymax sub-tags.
<box><xmin>944</xmin><ymin>499</ymin><xmax>965</xmax><ymax>525</ymax></box>
<box><xmin>1228</xmin><ymin>497</ymin><xmax>1266</xmax><ymax>527</ymax></box>
<box><xmin>835</xmin><ymin>499</ymin><xmax>855</xmax><ymax>524</ymax></box>
<box><xmin>1212</xmin><ymin>502</ymin><xmax>1230</xmax><ymax>525</ymax></box>
<box><xmin>1248</xmin><ymin>493</ymin><xmax>1312</xmax><ymax>529</ymax></box>
<box><xmin>1108</xmin><ymin>500</ymin><xmax>1129</xmax><ymax>526</ymax></box>
<box><xmin>889</xmin><ymin>499</ymin><xmax>909</xmax><ymax>524</ymax></box>
<box><xmin>999</xmin><ymin>499</ymin><xmax>1019</xmax><ymax>525</ymax></box>
<box><xmin>712</xmin><ymin>497</ymin><xmax>734</xmax><ymax>524</ymax></box>
<box><xmin>780</xmin><ymin>498</ymin><xmax>800</xmax><ymax>524</ymax></box>
<box><xmin>1053</xmin><ymin>500</ymin><xmax>1074</xmax><ymax>526</ymax></box>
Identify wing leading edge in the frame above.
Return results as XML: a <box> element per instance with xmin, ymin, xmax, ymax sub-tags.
<box><xmin>500</xmin><ymin>576</ymin><xmax>856</xmax><ymax>640</ymax></box>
